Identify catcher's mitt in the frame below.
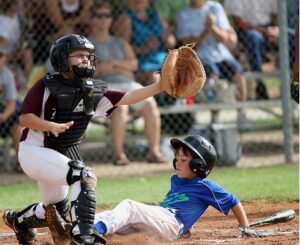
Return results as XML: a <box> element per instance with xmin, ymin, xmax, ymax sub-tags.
<box><xmin>161</xmin><ymin>43</ymin><xmax>206</xmax><ymax>99</ymax></box>
<box><xmin>45</xmin><ymin>204</ymin><xmax>72</xmax><ymax>245</ymax></box>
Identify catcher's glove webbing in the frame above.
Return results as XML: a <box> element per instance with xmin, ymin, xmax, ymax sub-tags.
<box><xmin>161</xmin><ymin>43</ymin><xmax>206</xmax><ymax>99</ymax></box>
<box><xmin>45</xmin><ymin>204</ymin><xmax>72</xmax><ymax>245</ymax></box>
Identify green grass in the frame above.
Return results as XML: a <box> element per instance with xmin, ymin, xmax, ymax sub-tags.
<box><xmin>0</xmin><ymin>164</ymin><xmax>298</xmax><ymax>211</ymax></box>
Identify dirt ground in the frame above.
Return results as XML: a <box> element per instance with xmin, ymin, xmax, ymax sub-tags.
<box><xmin>0</xmin><ymin>201</ymin><xmax>298</xmax><ymax>245</ymax></box>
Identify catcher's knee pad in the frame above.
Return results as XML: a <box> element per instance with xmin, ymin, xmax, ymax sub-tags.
<box><xmin>71</xmin><ymin>167</ymin><xmax>97</xmax><ymax>236</ymax></box>
<box><xmin>67</xmin><ymin>160</ymin><xmax>85</xmax><ymax>185</ymax></box>
<box><xmin>53</xmin><ymin>197</ymin><xmax>70</xmax><ymax>219</ymax></box>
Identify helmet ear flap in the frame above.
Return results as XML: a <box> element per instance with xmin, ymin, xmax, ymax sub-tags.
<box><xmin>189</xmin><ymin>159</ymin><xmax>206</xmax><ymax>176</ymax></box>
<box><xmin>50</xmin><ymin>45</ymin><xmax>70</xmax><ymax>72</ymax></box>
<box><xmin>60</xmin><ymin>51</ymin><xmax>70</xmax><ymax>72</ymax></box>
<box><xmin>172</xmin><ymin>158</ymin><xmax>177</xmax><ymax>170</ymax></box>
<box><xmin>173</xmin><ymin>158</ymin><xmax>207</xmax><ymax>176</ymax></box>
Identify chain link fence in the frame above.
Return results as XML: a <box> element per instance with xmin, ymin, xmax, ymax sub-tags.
<box><xmin>0</xmin><ymin>0</ymin><xmax>298</xmax><ymax>173</ymax></box>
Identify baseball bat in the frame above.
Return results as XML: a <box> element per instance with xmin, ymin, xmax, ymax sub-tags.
<box><xmin>249</xmin><ymin>209</ymin><xmax>296</xmax><ymax>227</ymax></box>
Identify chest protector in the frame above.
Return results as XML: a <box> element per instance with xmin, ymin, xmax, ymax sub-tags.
<box><xmin>44</xmin><ymin>74</ymin><xmax>107</xmax><ymax>149</ymax></box>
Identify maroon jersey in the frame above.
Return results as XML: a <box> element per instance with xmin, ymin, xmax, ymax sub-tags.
<box><xmin>20</xmin><ymin>79</ymin><xmax>125</xmax><ymax>147</ymax></box>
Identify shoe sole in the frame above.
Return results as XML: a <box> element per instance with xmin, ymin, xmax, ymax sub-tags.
<box><xmin>45</xmin><ymin>205</ymin><xmax>71</xmax><ymax>245</ymax></box>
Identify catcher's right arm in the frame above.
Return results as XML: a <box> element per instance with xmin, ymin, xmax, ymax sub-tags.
<box><xmin>161</xmin><ymin>43</ymin><xmax>206</xmax><ymax>99</ymax></box>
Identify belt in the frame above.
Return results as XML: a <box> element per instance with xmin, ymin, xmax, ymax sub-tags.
<box><xmin>165</xmin><ymin>208</ymin><xmax>184</xmax><ymax>235</ymax></box>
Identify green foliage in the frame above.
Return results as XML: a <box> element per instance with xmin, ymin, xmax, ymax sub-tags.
<box><xmin>0</xmin><ymin>164</ymin><xmax>298</xmax><ymax>211</ymax></box>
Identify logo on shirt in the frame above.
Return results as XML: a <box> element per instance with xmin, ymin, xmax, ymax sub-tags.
<box><xmin>160</xmin><ymin>192</ymin><xmax>189</xmax><ymax>207</ymax></box>
<box><xmin>73</xmin><ymin>99</ymin><xmax>84</xmax><ymax>112</ymax></box>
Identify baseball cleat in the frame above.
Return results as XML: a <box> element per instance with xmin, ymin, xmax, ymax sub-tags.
<box><xmin>2</xmin><ymin>210</ymin><xmax>37</xmax><ymax>245</ymax></box>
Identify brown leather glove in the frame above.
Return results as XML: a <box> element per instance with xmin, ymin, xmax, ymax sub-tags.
<box><xmin>45</xmin><ymin>204</ymin><xmax>72</xmax><ymax>245</ymax></box>
<box><xmin>161</xmin><ymin>43</ymin><xmax>206</xmax><ymax>99</ymax></box>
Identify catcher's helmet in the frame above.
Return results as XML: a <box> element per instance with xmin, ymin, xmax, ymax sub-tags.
<box><xmin>171</xmin><ymin>135</ymin><xmax>217</xmax><ymax>178</ymax></box>
<box><xmin>49</xmin><ymin>34</ymin><xmax>96</xmax><ymax>78</ymax></box>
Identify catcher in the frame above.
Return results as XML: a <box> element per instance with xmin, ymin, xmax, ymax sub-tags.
<box><xmin>91</xmin><ymin>135</ymin><xmax>262</xmax><ymax>241</ymax></box>
<box><xmin>2</xmin><ymin>34</ymin><xmax>179</xmax><ymax>245</ymax></box>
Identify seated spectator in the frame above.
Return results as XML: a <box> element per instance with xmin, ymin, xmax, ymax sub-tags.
<box><xmin>46</xmin><ymin>0</ymin><xmax>93</xmax><ymax>39</ymax></box>
<box><xmin>153</xmin><ymin>0</ymin><xmax>189</xmax><ymax>27</ymax></box>
<box><xmin>0</xmin><ymin>47</ymin><xmax>22</xmax><ymax>171</ymax></box>
<box><xmin>0</xmin><ymin>0</ymin><xmax>32</xmax><ymax>90</ymax></box>
<box><xmin>153</xmin><ymin>0</ymin><xmax>189</xmax><ymax>47</ymax></box>
<box><xmin>176</xmin><ymin>0</ymin><xmax>249</xmax><ymax>128</ymax></box>
<box><xmin>0</xmin><ymin>1</ymin><xmax>21</xmax><ymax>56</ymax></box>
<box><xmin>23</xmin><ymin>0</ymin><xmax>57</xmax><ymax>65</ymax></box>
<box><xmin>224</xmin><ymin>0</ymin><xmax>297</xmax><ymax>100</ymax></box>
<box><xmin>89</xmin><ymin>2</ymin><xmax>167</xmax><ymax>165</ymax></box>
<box><xmin>112</xmin><ymin>0</ymin><xmax>176</xmax><ymax>86</ymax></box>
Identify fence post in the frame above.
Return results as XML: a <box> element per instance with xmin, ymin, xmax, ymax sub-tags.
<box><xmin>278</xmin><ymin>0</ymin><xmax>294</xmax><ymax>163</ymax></box>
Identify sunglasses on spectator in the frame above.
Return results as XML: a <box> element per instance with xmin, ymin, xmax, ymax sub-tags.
<box><xmin>92</xmin><ymin>12</ymin><xmax>112</xmax><ymax>19</ymax></box>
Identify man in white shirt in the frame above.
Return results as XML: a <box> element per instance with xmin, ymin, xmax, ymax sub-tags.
<box><xmin>224</xmin><ymin>0</ymin><xmax>296</xmax><ymax>100</ymax></box>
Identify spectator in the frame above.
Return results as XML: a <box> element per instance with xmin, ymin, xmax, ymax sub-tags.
<box><xmin>23</xmin><ymin>0</ymin><xmax>57</xmax><ymax>65</ymax></box>
<box><xmin>153</xmin><ymin>0</ymin><xmax>189</xmax><ymax>26</ymax></box>
<box><xmin>224</xmin><ymin>0</ymin><xmax>296</xmax><ymax>100</ymax></box>
<box><xmin>113</xmin><ymin>0</ymin><xmax>176</xmax><ymax>86</ymax></box>
<box><xmin>0</xmin><ymin>0</ymin><xmax>32</xmax><ymax>89</ymax></box>
<box><xmin>46</xmin><ymin>0</ymin><xmax>93</xmax><ymax>38</ymax></box>
<box><xmin>89</xmin><ymin>1</ymin><xmax>167</xmax><ymax>165</ymax></box>
<box><xmin>0</xmin><ymin>47</ymin><xmax>22</xmax><ymax>172</ymax></box>
<box><xmin>0</xmin><ymin>0</ymin><xmax>21</xmax><ymax>55</ymax></box>
<box><xmin>153</xmin><ymin>0</ymin><xmax>189</xmax><ymax>47</ymax></box>
<box><xmin>176</xmin><ymin>0</ymin><xmax>249</xmax><ymax>128</ymax></box>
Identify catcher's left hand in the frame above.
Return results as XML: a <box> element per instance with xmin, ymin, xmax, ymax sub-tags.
<box><xmin>45</xmin><ymin>204</ymin><xmax>72</xmax><ymax>245</ymax></box>
<box><xmin>160</xmin><ymin>43</ymin><xmax>206</xmax><ymax>99</ymax></box>
<box><xmin>239</xmin><ymin>226</ymin><xmax>264</xmax><ymax>238</ymax></box>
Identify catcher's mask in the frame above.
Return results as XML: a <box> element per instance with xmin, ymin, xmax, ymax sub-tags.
<box><xmin>171</xmin><ymin>135</ymin><xmax>217</xmax><ymax>178</ymax></box>
<box><xmin>50</xmin><ymin>34</ymin><xmax>96</xmax><ymax>78</ymax></box>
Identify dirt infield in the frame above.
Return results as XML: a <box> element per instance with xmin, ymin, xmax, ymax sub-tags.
<box><xmin>0</xmin><ymin>201</ymin><xmax>298</xmax><ymax>245</ymax></box>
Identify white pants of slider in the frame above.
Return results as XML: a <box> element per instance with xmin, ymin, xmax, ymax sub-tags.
<box><xmin>94</xmin><ymin>199</ymin><xmax>182</xmax><ymax>242</ymax></box>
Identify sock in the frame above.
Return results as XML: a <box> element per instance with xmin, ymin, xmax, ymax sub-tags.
<box><xmin>94</xmin><ymin>221</ymin><xmax>107</xmax><ymax>235</ymax></box>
